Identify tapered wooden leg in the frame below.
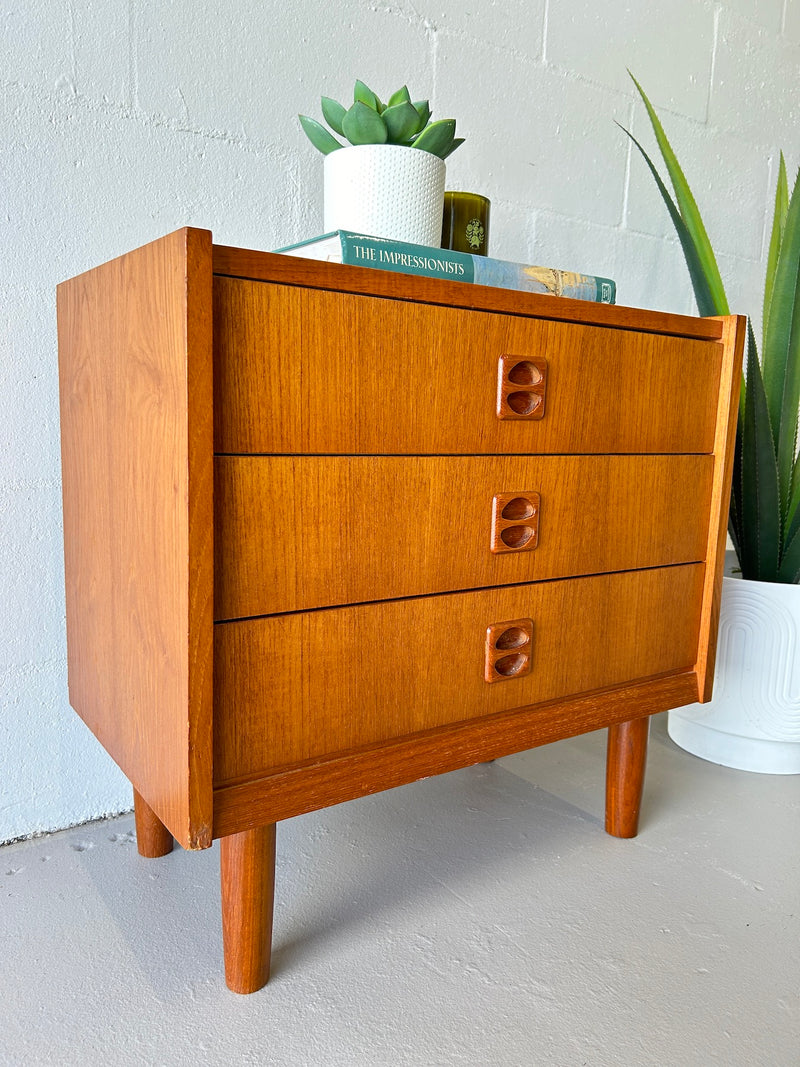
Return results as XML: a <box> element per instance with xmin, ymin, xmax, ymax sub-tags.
<box><xmin>220</xmin><ymin>825</ymin><xmax>276</xmax><ymax>994</ymax></box>
<box><xmin>605</xmin><ymin>716</ymin><xmax>650</xmax><ymax>838</ymax></box>
<box><xmin>133</xmin><ymin>788</ymin><xmax>173</xmax><ymax>857</ymax></box>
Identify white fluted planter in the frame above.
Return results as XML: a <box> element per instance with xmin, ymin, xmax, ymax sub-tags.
<box><xmin>668</xmin><ymin>571</ymin><xmax>800</xmax><ymax>774</ymax></box>
<box><xmin>323</xmin><ymin>144</ymin><xmax>446</xmax><ymax>246</ymax></box>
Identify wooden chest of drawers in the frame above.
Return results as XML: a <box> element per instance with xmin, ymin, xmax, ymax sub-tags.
<box><xmin>57</xmin><ymin>228</ymin><xmax>744</xmax><ymax>992</ymax></box>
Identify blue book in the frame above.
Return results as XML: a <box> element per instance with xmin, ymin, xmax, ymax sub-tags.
<box><xmin>276</xmin><ymin>230</ymin><xmax>616</xmax><ymax>304</ymax></box>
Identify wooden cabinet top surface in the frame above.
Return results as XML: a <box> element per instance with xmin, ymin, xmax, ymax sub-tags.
<box><xmin>211</xmin><ymin>241</ymin><xmax>725</xmax><ymax>340</ymax></box>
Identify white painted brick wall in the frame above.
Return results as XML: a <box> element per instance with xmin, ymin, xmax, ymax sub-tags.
<box><xmin>1</xmin><ymin>0</ymin><xmax>798</xmax><ymax>842</ymax></box>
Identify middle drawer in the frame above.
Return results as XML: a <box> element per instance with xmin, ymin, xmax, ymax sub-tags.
<box><xmin>215</xmin><ymin>454</ymin><xmax>713</xmax><ymax>619</ymax></box>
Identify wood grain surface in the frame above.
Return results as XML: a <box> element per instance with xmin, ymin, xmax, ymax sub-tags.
<box><xmin>220</xmin><ymin>824</ymin><xmax>276</xmax><ymax>993</ymax></box>
<box><xmin>605</xmin><ymin>717</ymin><xmax>651</xmax><ymax>838</ymax></box>
<box><xmin>212</xmin><ymin>563</ymin><xmax>705</xmax><ymax>784</ymax></box>
<box><xmin>133</xmin><ymin>788</ymin><xmax>174</xmax><ymax>857</ymax></box>
<box><xmin>57</xmin><ymin>228</ymin><xmax>746</xmax><ymax>992</ymax></box>
<box><xmin>212</xmin><ymin>278</ymin><xmax>724</xmax><ymax>455</ymax></box>
<box><xmin>694</xmin><ymin>314</ymin><xmax>747</xmax><ymax>700</ymax></box>
<box><xmin>214</xmin><ymin>454</ymin><xmax>714</xmax><ymax>618</ymax></box>
<box><xmin>212</xmin><ymin>673</ymin><xmax>700</xmax><ymax>837</ymax></box>
<box><xmin>211</xmin><ymin>245</ymin><xmax>725</xmax><ymax>342</ymax></box>
<box><xmin>58</xmin><ymin>228</ymin><xmax>214</xmax><ymax>850</ymax></box>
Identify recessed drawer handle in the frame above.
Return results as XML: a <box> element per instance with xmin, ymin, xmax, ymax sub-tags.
<box><xmin>490</xmin><ymin>492</ymin><xmax>540</xmax><ymax>553</ymax></box>
<box><xmin>484</xmin><ymin>619</ymin><xmax>534</xmax><ymax>682</ymax></box>
<box><xmin>497</xmin><ymin>355</ymin><xmax>547</xmax><ymax>420</ymax></box>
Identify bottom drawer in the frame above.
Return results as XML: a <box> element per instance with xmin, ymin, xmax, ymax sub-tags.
<box><xmin>213</xmin><ymin>564</ymin><xmax>705</xmax><ymax>784</ymax></box>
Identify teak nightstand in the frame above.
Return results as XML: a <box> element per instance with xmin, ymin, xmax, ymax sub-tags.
<box><xmin>57</xmin><ymin>228</ymin><xmax>745</xmax><ymax>993</ymax></box>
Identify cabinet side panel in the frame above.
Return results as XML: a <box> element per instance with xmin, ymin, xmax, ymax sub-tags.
<box><xmin>695</xmin><ymin>314</ymin><xmax>747</xmax><ymax>700</ymax></box>
<box><xmin>57</xmin><ymin>228</ymin><xmax>214</xmax><ymax>849</ymax></box>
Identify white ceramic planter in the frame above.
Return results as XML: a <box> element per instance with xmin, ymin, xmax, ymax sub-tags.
<box><xmin>323</xmin><ymin>144</ymin><xmax>446</xmax><ymax>246</ymax></box>
<box><xmin>668</xmin><ymin>571</ymin><xmax>800</xmax><ymax>773</ymax></box>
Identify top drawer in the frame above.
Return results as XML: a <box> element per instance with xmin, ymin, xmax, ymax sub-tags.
<box><xmin>213</xmin><ymin>277</ymin><xmax>723</xmax><ymax>455</ymax></box>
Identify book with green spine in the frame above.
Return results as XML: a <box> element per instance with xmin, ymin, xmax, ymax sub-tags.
<box><xmin>275</xmin><ymin>230</ymin><xmax>616</xmax><ymax>304</ymax></box>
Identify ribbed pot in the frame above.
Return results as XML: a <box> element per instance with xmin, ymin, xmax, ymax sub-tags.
<box><xmin>668</xmin><ymin>573</ymin><xmax>800</xmax><ymax>774</ymax></box>
<box><xmin>324</xmin><ymin>144</ymin><xmax>446</xmax><ymax>246</ymax></box>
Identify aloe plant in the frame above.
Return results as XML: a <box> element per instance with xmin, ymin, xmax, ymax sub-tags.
<box><xmin>622</xmin><ymin>74</ymin><xmax>800</xmax><ymax>583</ymax></box>
<box><xmin>299</xmin><ymin>79</ymin><xmax>464</xmax><ymax>160</ymax></box>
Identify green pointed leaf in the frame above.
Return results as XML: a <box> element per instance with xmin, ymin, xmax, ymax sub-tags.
<box><xmin>777</xmin><ymin>522</ymin><xmax>800</xmax><ymax>582</ymax></box>
<box><xmin>441</xmin><ymin>136</ymin><xmax>465</xmax><ymax>160</ymax></box>
<box><xmin>781</xmin><ymin>455</ymin><xmax>800</xmax><ymax>567</ymax></box>
<box><xmin>729</xmin><ymin>418</ymin><xmax>744</xmax><ymax>567</ymax></box>
<box><xmin>738</xmin><ymin>367</ymin><xmax>747</xmax><ymax>438</ymax></box>
<box><xmin>353</xmin><ymin>79</ymin><xmax>379</xmax><ymax>111</ymax></box>
<box><xmin>629</xmin><ymin>73</ymin><xmax>730</xmax><ymax>315</ymax></box>
<box><xmin>388</xmin><ymin>85</ymin><xmax>411</xmax><ymax>108</ymax></box>
<box><xmin>739</xmin><ymin>322</ymin><xmax>781</xmax><ymax>580</ymax></box>
<box><xmin>320</xmin><ymin>96</ymin><xmax>346</xmax><ymax>136</ymax></box>
<box><xmin>785</xmin><ymin>451</ymin><xmax>800</xmax><ymax>542</ymax></box>
<box><xmin>761</xmin><ymin>167</ymin><xmax>800</xmax><ymax>520</ymax></box>
<box><xmin>411</xmin><ymin>118</ymin><xmax>455</xmax><ymax>158</ymax></box>
<box><xmin>298</xmin><ymin>114</ymin><xmax>343</xmax><ymax>154</ymax></box>
<box><xmin>382</xmin><ymin>100</ymin><xmax>424</xmax><ymax>143</ymax></box>
<box><xmin>620</xmin><ymin>124</ymin><xmax>720</xmax><ymax>317</ymax></box>
<box><xmin>412</xmin><ymin>100</ymin><xmax>431</xmax><ymax>128</ymax></box>
<box><xmin>342</xmin><ymin>100</ymin><xmax>388</xmax><ymax>145</ymax></box>
<box><xmin>763</xmin><ymin>152</ymin><xmax>789</xmax><ymax>342</ymax></box>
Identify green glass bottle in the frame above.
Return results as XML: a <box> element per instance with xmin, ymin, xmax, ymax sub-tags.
<box><xmin>441</xmin><ymin>191</ymin><xmax>490</xmax><ymax>256</ymax></box>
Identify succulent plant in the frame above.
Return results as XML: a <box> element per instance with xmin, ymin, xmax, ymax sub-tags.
<box><xmin>299</xmin><ymin>80</ymin><xmax>464</xmax><ymax>160</ymax></box>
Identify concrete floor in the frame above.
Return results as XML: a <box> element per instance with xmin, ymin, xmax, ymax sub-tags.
<box><xmin>1</xmin><ymin>714</ymin><xmax>797</xmax><ymax>1067</ymax></box>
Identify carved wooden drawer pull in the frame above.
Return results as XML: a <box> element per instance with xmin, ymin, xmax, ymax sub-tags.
<box><xmin>490</xmin><ymin>492</ymin><xmax>540</xmax><ymax>553</ymax></box>
<box><xmin>484</xmin><ymin>619</ymin><xmax>534</xmax><ymax>682</ymax></box>
<box><xmin>497</xmin><ymin>355</ymin><xmax>547</xmax><ymax>419</ymax></box>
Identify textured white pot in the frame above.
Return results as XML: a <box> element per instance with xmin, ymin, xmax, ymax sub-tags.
<box><xmin>668</xmin><ymin>572</ymin><xmax>800</xmax><ymax>773</ymax></box>
<box><xmin>323</xmin><ymin>144</ymin><xmax>446</xmax><ymax>246</ymax></box>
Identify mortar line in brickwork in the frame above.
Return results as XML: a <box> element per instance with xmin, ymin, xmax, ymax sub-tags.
<box><xmin>67</xmin><ymin>0</ymin><xmax>77</xmax><ymax>91</ymax></box>
<box><xmin>706</xmin><ymin>6</ymin><xmax>721</xmax><ymax>127</ymax></box>
<box><xmin>128</xmin><ymin>0</ymin><xmax>138</xmax><ymax>113</ymax></box>
<box><xmin>541</xmin><ymin>0</ymin><xmax>550</xmax><ymax>64</ymax></box>
<box><xmin>620</xmin><ymin>100</ymin><xmax>635</xmax><ymax>229</ymax></box>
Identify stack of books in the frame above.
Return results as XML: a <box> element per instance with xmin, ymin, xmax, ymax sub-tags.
<box><xmin>275</xmin><ymin>230</ymin><xmax>616</xmax><ymax>305</ymax></box>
